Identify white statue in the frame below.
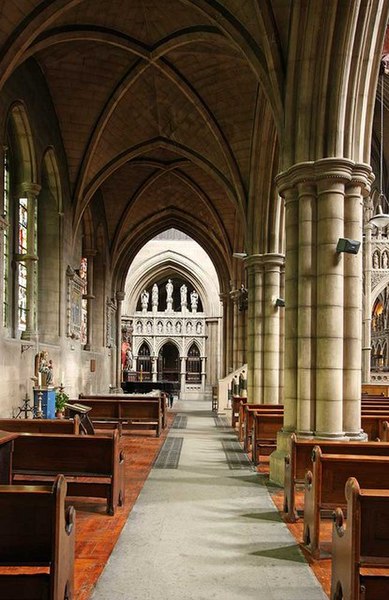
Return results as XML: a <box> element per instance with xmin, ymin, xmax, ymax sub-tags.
<box><xmin>141</xmin><ymin>289</ymin><xmax>149</xmax><ymax>311</ymax></box>
<box><xmin>190</xmin><ymin>290</ymin><xmax>198</xmax><ymax>311</ymax></box>
<box><xmin>166</xmin><ymin>279</ymin><xmax>173</xmax><ymax>306</ymax></box>
<box><xmin>383</xmin><ymin>252</ymin><xmax>388</xmax><ymax>269</ymax></box>
<box><xmin>152</xmin><ymin>283</ymin><xmax>159</xmax><ymax>308</ymax></box>
<box><xmin>196</xmin><ymin>322</ymin><xmax>202</xmax><ymax>334</ymax></box>
<box><xmin>180</xmin><ymin>284</ymin><xmax>187</xmax><ymax>306</ymax></box>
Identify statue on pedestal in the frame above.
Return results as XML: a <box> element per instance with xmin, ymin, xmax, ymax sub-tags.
<box><xmin>190</xmin><ymin>290</ymin><xmax>198</xmax><ymax>312</ymax></box>
<box><xmin>166</xmin><ymin>279</ymin><xmax>173</xmax><ymax>309</ymax></box>
<box><xmin>35</xmin><ymin>350</ymin><xmax>53</xmax><ymax>386</ymax></box>
<box><xmin>152</xmin><ymin>283</ymin><xmax>159</xmax><ymax>308</ymax></box>
<box><xmin>180</xmin><ymin>284</ymin><xmax>187</xmax><ymax>307</ymax></box>
<box><xmin>141</xmin><ymin>289</ymin><xmax>149</xmax><ymax>311</ymax></box>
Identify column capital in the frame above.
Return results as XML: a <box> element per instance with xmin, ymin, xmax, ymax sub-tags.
<box><xmin>276</xmin><ymin>158</ymin><xmax>372</xmax><ymax>197</ymax></box>
<box><xmin>244</xmin><ymin>253</ymin><xmax>264</xmax><ymax>272</ymax></box>
<box><xmin>18</xmin><ymin>182</ymin><xmax>41</xmax><ymax>198</ymax></box>
<box><xmin>262</xmin><ymin>253</ymin><xmax>285</xmax><ymax>270</ymax></box>
<box><xmin>116</xmin><ymin>290</ymin><xmax>125</xmax><ymax>302</ymax></box>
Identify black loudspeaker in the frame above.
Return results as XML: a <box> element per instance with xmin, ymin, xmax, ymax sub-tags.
<box><xmin>275</xmin><ymin>298</ymin><xmax>285</xmax><ymax>307</ymax></box>
<box><xmin>336</xmin><ymin>238</ymin><xmax>361</xmax><ymax>254</ymax></box>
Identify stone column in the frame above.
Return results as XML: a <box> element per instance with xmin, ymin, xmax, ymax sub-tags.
<box><xmin>296</xmin><ymin>182</ymin><xmax>316</xmax><ymax>435</ymax></box>
<box><xmin>220</xmin><ymin>292</ymin><xmax>232</xmax><ymax>376</ymax></box>
<box><xmin>19</xmin><ymin>183</ymin><xmax>41</xmax><ymax>340</ymax></box>
<box><xmin>115</xmin><ymin>291</ymin><xmax>125</xmax><ymax>388</ymax></box>
<box><xmin>83</xmin><ymin>249</ymin><xmax>97</xmax><ymax>351</ymax></box>
<box><xmin>362</xmin><ymin>224</ymin><xmax>373</xmax><ymax>383</ymax></box>
<box><xmin>180</xmin><ymin>356</ymin><xmax>186</xmax><ymax>394</ymax></box>
<box><xmin>201</xmin><ymin>356</ymin><xmax>206</xmax><ymax>390</ymax></box>
<box><xmin>263</xmin><ymin>254</ymin><xmax>284</xmax><ymax>404</ymax></box>
<box><xmin>151</xmin><ymin>356</ymin><xmax>158</xmax><ymax>382</ymax></box>
<box><xmin>245</xmin><ymin>255</ymin><xmax>264</xmax><ymax>403</ymax></box>
<box><xmin>270</xmin><ymin>159</ymin><xmax>371</xmax><ymax>485</ymax></box>
<box><xmin>343</xmin><ymin>173</ymin><xmax>370</xmax><ymax>437</ymax></box>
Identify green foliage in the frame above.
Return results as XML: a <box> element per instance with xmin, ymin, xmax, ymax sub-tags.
<box><xmin>55</xmin><ymin>389</ymin><xmax>69</xmax><ymax>412</ymax></box>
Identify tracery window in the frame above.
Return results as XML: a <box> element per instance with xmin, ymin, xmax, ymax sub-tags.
<box><xmin>17</xmin><ymin>197</ymin><xmax>28</xmax><ymax>330</ymax></box>
<box><xmin>186</xmin><ymin>343</ymin><xmax>201</xmax><ymax>382</ymax></box>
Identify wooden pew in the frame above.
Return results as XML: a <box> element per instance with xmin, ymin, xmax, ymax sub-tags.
<box><xmin>71</xmin><ymin>397</ymin><xmax>163</xmax><ymax>437</ymax></box>
<box><xmin>331</xmin><ymin>477</ymin><xmax>389</xmax><ymax>600</ymax></box>
<box><xmin>232</xmin><ymin>396</ymin><xmax>247</xmax><ymax>428</ymax></box>
<box><xmin>79</xmin><ymin>392</ymin><xmax>168</xmax><ymax>430</ymax></box>
<box><xmin>242</xmin><ymin>405</ymin><xmax>284</xmax><ymax>454</ymax></box>
<box><xmin>284</xmin><ymin>434</ymin><xmax>389</xmax><ymax>522</ymax></box>
<box><xmin>303</xmin><ymin>446</ymin><xmax>389</xmax><ymax>558</ymax></box>
<box><xmin>238</xmin><ymin>402</ymin><xmax>283</xmax><ymax>443</ymax></box>
<box><xmin>0</xmin><ymin>474</ymin><xmax>75</xmax><ymax>600</ymax></box>
<box><xmin>361</xmin><ymin>415</ymin><xmax>389</xmax><ymax>441</ymax></box>
<box><xmin>12</xmin><ymin>430</ymin><xmax>124</xmax><ymax>515</ymax></box>
<box><xmin>0</xmin><ymin>416</ymin><xmax>80</xmax><ymax>434</ymax></box>
<box><xmin>251</xmin><ymin>412</ymin><xmax>284</xmax><ymax>465</ymax></box>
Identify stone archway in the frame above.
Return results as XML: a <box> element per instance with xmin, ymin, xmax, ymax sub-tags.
<box><xmin>158</xmin><ymin>342</ymin><xmax>180</xmax><ymax>382</ymax></box>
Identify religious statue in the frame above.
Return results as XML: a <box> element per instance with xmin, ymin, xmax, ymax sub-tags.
<box><xmin>166</xmin><ymin>279</ymin><xmax>173</xmax><ymax>304</ymax></box>
<box><xmin>36</xmin><ymin>350</ymin><xmax>53</xmax><ymax>386</ymax></box>
<box><xmin>186</xmin><ymin>321</ymin><xmax>193</xmax><ymax>333</ymax></box>
<box><xmin>157</xmin><ymin>321</ymin><xmax>163</xmax><ymax>333</ymax></box>
<box><xmin>373</xmin><ymin>252</ymin><xmax>380</xmax><ymax>269</ymax></box>
<box><xmin>190</xmin><ymin>290</ymin><xmax>198</xmax><ymax>311</ymax></box>
<box><xmin>196</xmin><ymin>322</ymin><xmax>202</xmax><ymax>334</ymax></box>
<box><xmin>124</xmin><ymin>347</ymin><xmax>133</xmax><ymax>371</ymax></box>
<box><xmin>383</xmin><ymin>252</ymin><xmax>388</xmax><ymax>269</ymax></box>
<box><xmin>176</xmin><ymin>321</ymin><xmax>182</xmax><ymax>333</ymax></box>
<box><xmin>180</xmin><ymin>284</ymin><xmax>187</xmax><ymax>306</ymax></box>
<box><xmin>152</xmin><ymin>283</ymin><xmax>159</xmax><ymax>308</ymax></box>
<box><xmin>141</xmin><ymin>289</ymin><xmax>149</xmax><ymax>311</ymax></box>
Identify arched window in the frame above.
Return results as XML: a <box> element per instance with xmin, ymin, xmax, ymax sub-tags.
<box><xmin>2</xmin><ymin>106</ymin><xmax>38</xmax><ymax>339</ymax></box>
<box><xmin>137</xmin><ymin>342</ymin><xmax>151</xmax><ymax>381</ymax></box>
<box><xmin>186</xmin><ymin>343</ymin><xmax>201</xmax><ymax>382</ymax></box>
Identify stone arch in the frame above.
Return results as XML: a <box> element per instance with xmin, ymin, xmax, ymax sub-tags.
<box><xmin>6</xmin><ymin>102</ymin><xmax>37</xmax><ymax>184</ymax></box>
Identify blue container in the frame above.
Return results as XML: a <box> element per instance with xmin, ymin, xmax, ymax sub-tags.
<box><xmin>33</xmin><ymin>388</ymin><xmax>56</xmax><ymax>419</ymax></box>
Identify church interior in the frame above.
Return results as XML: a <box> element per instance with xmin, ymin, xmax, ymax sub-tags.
<box><xmin>1</xmin><ymin>1</ymin><xmax>389</xmax><ymax>599</ymax></box>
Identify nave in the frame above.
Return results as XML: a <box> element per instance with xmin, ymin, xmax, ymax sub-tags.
<box><xmin>91</xmin><ymin>401</ymin><xmax>326</xmax><ymax>600</ymax></box>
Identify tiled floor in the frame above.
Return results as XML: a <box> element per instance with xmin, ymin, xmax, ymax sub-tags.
<box><xmin>72</xmin><ymin>419</ymin><xmax>173</xmax><ymax>600</ymax></box>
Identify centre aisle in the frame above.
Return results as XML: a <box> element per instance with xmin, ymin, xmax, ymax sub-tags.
<box><xmin>91</xmin><ymin>400</ymin><xmax>327</xmax><ymax>600</ymax></box>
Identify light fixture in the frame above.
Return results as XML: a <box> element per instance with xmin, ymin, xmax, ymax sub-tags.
<box><xmin>232</xmin><ymin>252</ymin><xmax>248</xmax><ymax>259</ymax></box>
<box><xmin>336</xmin><ymin>238</ymin><xmax>361</xmax><ymax>255</ymax></box>
<box><xmin>274</xmin><ymin>297</ymin><xmax>285</xmax><ymax>307</ymax></box>
<box><xmin>369</xmin><ymin>65</ymin><xmax>389</xmax><ymax>228</ymax></box>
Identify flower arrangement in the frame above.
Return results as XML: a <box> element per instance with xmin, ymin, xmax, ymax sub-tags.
<box><xmin>55</xmin><ymin>387</ymin><xmax>69</xmax><ymax>415</ymax></box>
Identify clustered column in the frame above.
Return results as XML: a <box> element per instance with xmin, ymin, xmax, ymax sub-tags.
<box><xmin>115</xmin><ymin>291</ymin><xmax>125</xmax><ymax>388</ymax></box>
<box><xmin>277</xmin><ymin>159</ymin><xmax>372</xmax><ymax>438</ymax></box>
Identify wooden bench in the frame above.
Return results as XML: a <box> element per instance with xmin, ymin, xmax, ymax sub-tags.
<box><xmin>232</xmin><ymin>396</ymin><xmax>247</xmax><ymax>428</ymax></box>
<box><xmin>79</xmin><ymin>393</ymin><xmax>168</xmax><ymax>430</ymax></box>
<box><xmin>361</xmin><ymin>414</ymin><xmax>389</xmax><ymax>441</ymax></box>
<box><xmin>251</xmin><ymin>411</ymin><xmax>284</xmax><ymax>465</ymax></box>
<box><xmin>238</xmin><ymin>402</ymin><xmax>283</xmax><ymax>443</ymax></box>
<box><xmin>303</xmin><ymin>446</ymin><xmax>389</xmax><ymax>558</ymax></box>
<box><xmin>0</xmin><ymin>474</ymin><xmax>75</xmax><ymax>600</ymax></box>
<box><xmin>12</xmin><ymin>430</ymin><xmax>124</xmax><ymax>515</ymax></box>
<box><xmin>71</xmin><ymin>397</ymin><xmax>163</xmax><ymax>437</ymax></box>
<box><xmin>284</xmin><ymin>434</ymin><xmax>389</xmax><ymax>522</ymax></box>
<box><xmin>0</xmin><ymin>416</ymin><xmax>80</xmax><ymax>434</ymax></box>
<box><xmin>331</xmin><ymin>477</ymin><xmax>389</xmax><ymax>600</ymax></box>
<box><xmin>243</xmin><ymin>405</ymin><xmax>283</xmax><ymax>453</ymax></box>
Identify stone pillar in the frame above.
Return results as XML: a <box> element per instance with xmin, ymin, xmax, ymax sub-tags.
<box><xmin>362</xmin><ymin>224</ymin><xmax>373</xmax><ymax>383</ymax></box>
<box><xmin>220</xmin><ymin>293</ymin><xmax>232</xmax><ymax>375</ymax></box>
<box><xmin>151</xmin><ymin>356</ymin><xmax>158</xmax><ymax>382</ymax></box>
<box><xmin>245</xmin><ymin>255</ymin><xmax>264</xmax><ymax>403</ymax></box>
<box><xmin>343</xmin><ymin>174</ymin><xmax>369</xmax><ymax>437</ymax></box>
<box><xmin>180</xmin><ymin>356</ymin><xmax>186</xmax><ymax>394</ymax></box>
<box><xmin>263</xmin><ymin>254</ymin><xmax>284</xmax><ymax>404</ymax></box>
<box><xmin>115</xmin><ymin>291</ymin><xmax>125</xmax><ymax>388</ymax></box>
<box><xmin>83</xmin><ymin>249</ymin><xmax>97</xmax><ymax>351</ymax></box>
<box><xmin>270</xmin><ymin>159</ymin><xmax>372</xmax><ymax>484</ymax></box>
<box><xmin>201</xmin><ymin>356</ymin><xmax>206</xmax><ymax>390</ymax></box>
<box><xmin>19</xmin><ymin>183</ymin><xmax>41</xmax><ymax>340</ymax></box>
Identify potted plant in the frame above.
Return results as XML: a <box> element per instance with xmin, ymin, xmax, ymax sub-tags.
<box><xmin>55</xmin><ymin>388</ymin><xmax>69</xmax><ymax>418</ymax></box>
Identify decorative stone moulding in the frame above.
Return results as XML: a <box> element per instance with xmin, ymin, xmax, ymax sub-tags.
<box><xmin>66</xmin><ymin>266</ymin><xmax>85</xmax><ymax>340</ymax></box>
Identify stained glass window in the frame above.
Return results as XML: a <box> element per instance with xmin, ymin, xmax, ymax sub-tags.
<box><xmin>80</xmin><ymin>257</ymin><xmax>88</xmax><ymax>345</ymax></box>
<box><xmin>3</xmin><ymin>148</ymin><xmax>9</xmax><ymax>326</ymax></box>
<box><xmin>18</xmin><ymin>262</ymin><xmax>27</xmax><ymax>331</ymax></box>
<box><xmin>18</xmin><ymin>197</ymin><xmax>28</xmax><ymax>254</ymax></box>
